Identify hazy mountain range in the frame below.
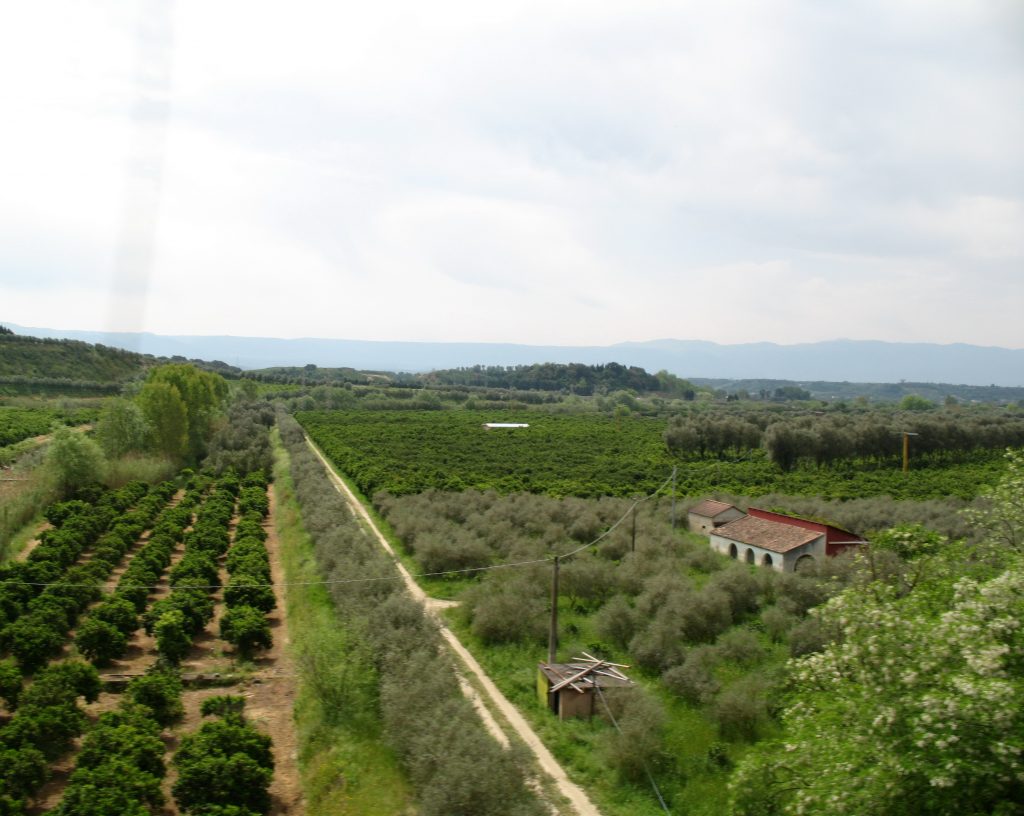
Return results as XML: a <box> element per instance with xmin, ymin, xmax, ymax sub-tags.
<box><xmin>5</xmin><ymin>323</ymin><xmax>1023</xmax><ymax>387</ymax></box>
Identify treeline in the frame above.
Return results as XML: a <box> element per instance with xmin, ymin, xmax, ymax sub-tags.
<box><xmin>422</xmin><ymin>362</ymin><xmax>698</xmax><ymax>396</ymax></box>
<box><xmin>665</xmin><ymin>409</ymin><xmax>1024</xmax><ymax>469</ymax></box>
<box><xmin>693</xmin><ymin>376</ymin><xmax>1024</xmax><ymax>404</ymax></box>
<box><xmin>278</xmin><ymin>413</ymin><xmax>546</xmax><ymax>816</ymax></box>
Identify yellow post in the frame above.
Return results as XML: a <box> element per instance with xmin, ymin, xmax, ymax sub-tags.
<box><xmin>903</xmin><ymin>432</ymin><xmax>910</xmax><ymax>474</ymax></box>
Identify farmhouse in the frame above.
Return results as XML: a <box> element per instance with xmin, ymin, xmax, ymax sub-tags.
<box><xmin>687</xmin><ymin>499</ymin><xmax>744</xmax><ymax>535</ymax></box>
<box><xmin>709</xmin><ymin>509</ymin><xmax>865</xmax><ymax>572</ymax></box>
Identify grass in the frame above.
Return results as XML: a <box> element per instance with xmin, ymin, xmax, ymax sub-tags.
<box><xmin>271</xmin><ymin>430</ymin><xmax>412</xmax><ymax>815</ymax></box>
<box><xmin>443</xmin><ymin>604</ymin><xmax>743</xmax><ymax>816</ymax></box>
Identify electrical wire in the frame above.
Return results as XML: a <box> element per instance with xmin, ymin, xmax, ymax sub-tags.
<box><xmin>594</xmin><ymin>681</ymin><xmax>673</xmax><ymax>815</ymax></box>
<box><xmin>0</xmin><ymin>467</ymin><xmax>677</xmax><ymax>593</ymax></box>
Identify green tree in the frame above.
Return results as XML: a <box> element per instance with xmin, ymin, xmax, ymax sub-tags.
<box><xmin>0</xmin><ymin>658</ymin><xmax>21</xmax><ymax>709</ymax></box>
<box><xmin>219</xmin><ymin>605</ymin><xmax>271</xmax><ymax>660</ymax></box>
<box><xmin>74</xmin><ymin>618</ymin><xmax>127</xmax><ymax>666</ymax></box>
<box><xmin>95</xmin><ymin>398</ymin><xmax>151</xmax><ymax>458</ymax></box>
<box><xmin>126</xmin><ymin>669</ymin><xmax>183</xmax><ymax>726</ymax></box>
<box><xmin>137</xmin><ymin>381</ymin><xmax>188</xmax><ymax>461</ymax></box>
<box><xmin>45</xmin><ymin>428</ymin><xmax>105</xmax><ymax>497</ymax></box>
<box><xmin>146</xmin><ymin>364</ymin><xmax>228</xmax><ymax>462</ymax></box>
<box><xmin>154</xmin><ymin>610</ymin><xmax>192</xmax><ymax>664</ymax></box>
<box><xmin>900</xmin><ymin>394</ymin><xmax>934</xmax><ymax>411</ymax></box>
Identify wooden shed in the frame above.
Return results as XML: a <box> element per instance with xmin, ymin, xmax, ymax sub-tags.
<box><xmin>537</xmin><ymin>655</ymin><xmax>633</xmax><ymax>720</ymax></box>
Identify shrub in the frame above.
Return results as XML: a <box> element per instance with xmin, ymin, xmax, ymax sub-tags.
<box><xmin>220</xmin><ymin>605</ymin><xmax>272</xmax><ymax>659</ymax></box>
<box><xmin>56</xmin><ymin>760</ymin><xmax>162</xmax><ymax>816</ymax></box>
<box><xmin>200</xmin><ymin>695</ymin><xmax>247</xmax><ymax>718</ymax></box>
<box><xmin>0</xmin><ymin>658</ymin><xmax>20</xmax><ymax>709</ymax></box>
<box><xmin>760</xmin><ymin>605</ymin><xmax>797</xmax><ymax>643</ymax></box>
<box><xmin>714</xmin><ymin>676</ymin><xmax>769</xmax><ymax>742</ymax></box>
<box><xmin>223</xmin><ymin>578</ymin><xmax>276</xmax><ymax>614</ymax></box>
<box><xmin>599</xmin><ymin>689</ymin><xmax>668</xmax><ymax>784</ymax></box>
<box><xmin>126</xmin><ymin>669</ymin><xmax>184</xmax><ymax>726</ymax></box>
<box><xmin>154</xmin><ymin>610</ymin><xmax>192</xmax><ymax>664</ymax></box>
<box><xmin>75</xmin><ymin>618</ymin><xmax>127</xmax><ymax>666</ymax></box>
<box><xmin>593</xmin><ymin>595</ymin><xmax>638</xmax><ymax>650</ymax></box>
<box><xmin>789</xmin><ymin>616</ymin><xmax>828</xmax><ymax>657</ymax></box>
<box><xmin>662</xmin><ymin>646</ymin><xmax>721</xmax><ymax>705</ymax></box>
<box><xmin>716</xmin><ymin>629</ymin><xmax>767</xmax><ymax>667</ymax></box>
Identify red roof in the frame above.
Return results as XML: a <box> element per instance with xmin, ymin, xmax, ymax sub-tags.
<box><xmin>713</xmin><ymin>515</ymin><xmax>822</xmax><ymax>554</ymax></box>
<box><xmin>689</xmin><ymin>499</ymin><xmax>739</xmax><ymax>519</ymax></box>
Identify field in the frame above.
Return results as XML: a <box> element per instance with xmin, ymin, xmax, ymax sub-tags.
<box><xmin>298</xmin><ymin>409</ymin><xmax>1008</xmax><ymax>500</ymax></box>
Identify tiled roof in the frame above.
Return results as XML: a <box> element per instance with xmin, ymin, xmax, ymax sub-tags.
<box><xmin>689</xmin><ymin>499</ymin><xmax>739</xmax><ymax>518</ymax></box>
<box><xmin>713</xmin><ymin>515</ymin><xmax>822</xmax><ymax>554</ymax></box>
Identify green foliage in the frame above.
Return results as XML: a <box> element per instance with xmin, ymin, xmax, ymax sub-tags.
<box><xmin>126</xmin><ymin>668</ymin><xmax>184</xmax><ymax>726</ymax></box>
<box><xmin>154</xmin><ymin>609</ymin><xmax>192</xmax><ymax>664</ymax></box>
<box><xmin>301</xmin><ymin>409</ymin><xmax>1012</xmax><ymax>501</ymax></box>
<box><xmin>599</xmin><ymin>689</ymin><xmax>669</xmax><ymax>784</ymax></box>
<box><xmin>730</xmin><ymin>526</ymin><xmax>1024</xmax><ymax>813</ymax></box>
<box><xmin>74</xmin><ymin>617</ymin><xmax>127</xmax><ymax>666</ymax></box>
<box><xmin>95</xmin><ymin>398</ymin><xmax>151</xmax><ymax>458</ymax></box>
<box><xmin>145</xmin><ymin>363</ymin><xmax>229</xmax><ymax>463</ymax></box>
<box><xmin>278</xmin><ymin>412</ymin><xmax>545</xmax><ymax>815</ymax></box>
<box><xmin>0</xmin><ymin>407</ymin><xmax>58</xmax><ymax>447</ymax></box>
<box><xmin>200</xmin><ymin>695</ymin><xmax>247</xmax><ymax>718</ymax></box>
<box><xmin>220</xmin><ymin>604</ymin><xmax>272</xmax><ymax>659</ymax></box>
<box><xmin>138</xmin><ymin>380</ymin><xmax>189</xmax><ymax>460</ymax></box>
<box><xmin>0</xmin><ymin>659</ymin><xmax>21</xmax><ymax>709</ymax></box>
<box><xmin>172</xmin><ymin>705</ymin><xmax>274</xmax><ymax>815</ymax></box>
<box><xmin>45</xmin><ymin>427</ymin><xmax>106</xmax><ymax>497</ymax></box>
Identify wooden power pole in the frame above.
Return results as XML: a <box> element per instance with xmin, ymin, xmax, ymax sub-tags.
<box><xmin>548</xmin><ymin>556</ymin><xmax>560</xmax><ymax>664</ymax></box>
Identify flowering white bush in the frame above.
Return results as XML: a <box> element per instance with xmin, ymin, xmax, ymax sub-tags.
<box><xmin>730</xmin><ymin>450</ymin><xmax>1024</xmax><ymax>815</ymax></box>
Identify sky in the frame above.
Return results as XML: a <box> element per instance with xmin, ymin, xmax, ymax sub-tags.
<box><xmin>1</xmin><ymin>0</ymin><xmax>1022</xmax><ymax>349</ymax></box>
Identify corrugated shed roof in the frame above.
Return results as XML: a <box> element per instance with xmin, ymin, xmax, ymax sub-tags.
<box><xmin>713</xmin><ymin>515</ymin><xmax>822</xmax><ymax>554</ymax></box>
<box><xmin>689</xmin><ymin>499</ymin><xmax>739</xmax><ymax>518</ymax></box>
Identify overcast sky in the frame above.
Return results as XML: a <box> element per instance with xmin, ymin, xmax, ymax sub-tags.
<box><xmin>1</xmin><ymin>0</ymin><xmax>1022</xmax><ymax>348</ymax></box>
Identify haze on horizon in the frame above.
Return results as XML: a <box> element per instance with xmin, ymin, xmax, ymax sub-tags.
<box><xmin>1</xmin><ymin>1</ymin><xmax>1022</xmax><ymax>350</ymax></box>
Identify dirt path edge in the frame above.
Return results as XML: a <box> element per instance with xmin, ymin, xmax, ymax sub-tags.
<box><xmin>304</xmin><ymin>436</ymin><xmax>602</xmax><ymax>816</ymax></box>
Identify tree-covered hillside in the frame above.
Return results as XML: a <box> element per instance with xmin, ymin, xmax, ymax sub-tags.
<box><xmin>0</xmin><ymin>328</ymin><xmax>241</xmax><ymax>394</ymax></box>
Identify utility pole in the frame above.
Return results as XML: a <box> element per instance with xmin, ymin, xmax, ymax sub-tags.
<box><xmin>548</xmin><ymin>556</ymin><xmax>560</xmax><ymax>664</ymax></box>
<box><xmin>631</xmin><ymin>502</ymin><xmax>637</xmax><ymax>552</ymax></box>
<box><xmin>901</xmin><ymin>431</ymin><xmax>919</xmax><ymax>474</ymax></box>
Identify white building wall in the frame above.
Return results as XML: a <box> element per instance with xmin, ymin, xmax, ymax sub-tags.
<box><xmin>709</xmin><ymin>534</ymin><xmax>826</xmax><ymax>573</ymax></box>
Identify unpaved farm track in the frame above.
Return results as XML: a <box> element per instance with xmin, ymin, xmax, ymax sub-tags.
<box><xmin>305</xmin><ymin>436</ymin><xmax>602</xmax><ymax>816</ymax></box>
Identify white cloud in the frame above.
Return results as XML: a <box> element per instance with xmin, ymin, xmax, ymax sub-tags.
<box><xmin>0</xmin><ymin>0</ymin><xmax>1021</xmax><ymax>349</ymax></box>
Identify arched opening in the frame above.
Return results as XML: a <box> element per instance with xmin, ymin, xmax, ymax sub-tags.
<box><xmin>728</xmin><ymin>543</ymin><xmax>738</xmax><ymax>559</ymax></box>
<box><xmin>745</xmin><ymin>548</ymin><xmax>755</xmax><ymax>564</ymax></box>
<box><xmin>795</xmin><ymin>554</ymin><xmax>815</xmax><ymax>572</ymax></box>
<box><xmin>762</xmin><ymin>553</ymin><xmax>773</xmax><ymax>567</ymax></box>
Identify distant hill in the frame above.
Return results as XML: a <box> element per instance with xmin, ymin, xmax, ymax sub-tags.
<box><xmin>5</xmin><ymin>323</ymin><xmax>1023</xmax><ymax>387</ymax></box>
<box><xmin>0</xmin><ymin>326</ymin><xmax>241</xmax><ymax>394</ymax></box>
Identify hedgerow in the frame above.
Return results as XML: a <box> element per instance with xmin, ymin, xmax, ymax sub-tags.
<box><xmin>278</xmin><ymin>412</ymin><xmax>545</xmax><ymax>816</ymax></box>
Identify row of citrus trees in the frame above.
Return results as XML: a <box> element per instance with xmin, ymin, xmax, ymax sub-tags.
<box><xmin>298</xmin><ymin>409</ymin><xmax>1007</xmax><ymax>501</ymax></box>
<box><xmin>0</xmin><ymin>470</ymin><xmax>277</xmax><ymax>814</ymax></box>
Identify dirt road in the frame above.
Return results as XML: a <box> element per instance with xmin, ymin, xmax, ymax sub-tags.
<box><xmin>305</xmin><ymin>437</ymin><xmax>602</xmax><ymax>816</ymax></box>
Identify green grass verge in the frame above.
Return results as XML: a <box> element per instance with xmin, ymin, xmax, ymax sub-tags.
<box><xmin>272</xmin><ymin>430</ymin><xmax>412</xmax><ymax>815</ymax></box>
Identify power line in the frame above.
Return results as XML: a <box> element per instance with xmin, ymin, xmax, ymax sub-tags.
<box><xmin>1</xmin><ymin>468</ymin><xmax>678</xmax><ymax>593</ymax></box>
<box><xmin>594</xmin><ymin>682</ymin><xmax>672</xmax><ymax>815</ymax></box>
